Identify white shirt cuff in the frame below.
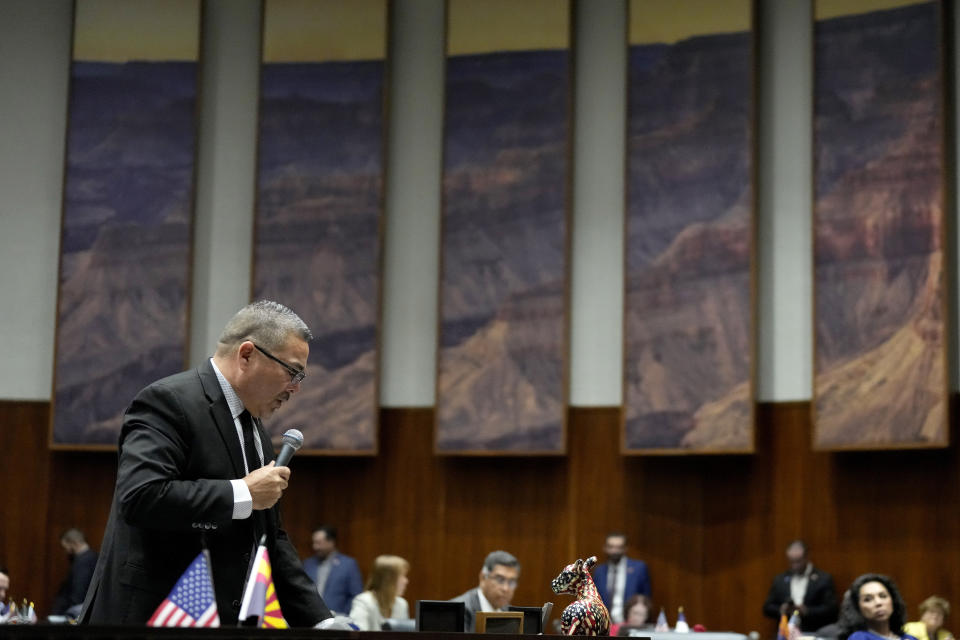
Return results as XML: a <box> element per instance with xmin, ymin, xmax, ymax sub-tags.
<box><xmin>231</xmin><ymin>479</ymin><xmax>253</xmax><ymax>519</ymax></box>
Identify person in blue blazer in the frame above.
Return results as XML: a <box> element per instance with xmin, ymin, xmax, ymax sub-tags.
<box><xmin>593</xmin><ymin>533</ymin><xmax>651</xmax><ymax>624</ymax></box>
<box><xmin>302</xmin><ymin>525</ymin><xmax>363</xmax><ymax>615</ymax></box>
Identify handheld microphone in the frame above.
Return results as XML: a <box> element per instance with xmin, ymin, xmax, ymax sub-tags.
<box><xmin>274</xmin><ymin>428</ymin><xmax>304</xmax><ymax>467</ymax></box>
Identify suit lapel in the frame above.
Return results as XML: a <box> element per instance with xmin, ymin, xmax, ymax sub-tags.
<box><xmin>198</xmin><ymin>360</ymin><xmax>246</xmax><ymax>478</ymax></box>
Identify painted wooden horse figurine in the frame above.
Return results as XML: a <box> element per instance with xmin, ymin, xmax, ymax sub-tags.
<box><xmin>551</xmin><ymin>555</ymin><xmax>610</xmax><ymax>636</ymax></box>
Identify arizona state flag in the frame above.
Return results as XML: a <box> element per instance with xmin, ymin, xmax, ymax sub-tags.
<box><xmin>777</xmin><ymin>613</ymin><xmax>789</xmax><ymax>640</ymax></box>
<box><xmin>238</xmin><ymin>541</ymin><xmax>288</xmax><ymax>628</ymax></box>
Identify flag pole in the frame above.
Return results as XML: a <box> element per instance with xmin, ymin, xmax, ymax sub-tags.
<box><xmin>238</xmin><ymin>535</ymin><xmax>269</xmax><ymax>627</ymax></box>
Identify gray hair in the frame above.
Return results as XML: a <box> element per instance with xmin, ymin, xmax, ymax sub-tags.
<box><xmin>216</xmin><ymin>300</ymin><xmax>312</xmax><ymax>354</ymax></box>
<box><xmin>482</xmin><ymin>550</ymin><xmax>520</xmax><ymax>574</ymax></box>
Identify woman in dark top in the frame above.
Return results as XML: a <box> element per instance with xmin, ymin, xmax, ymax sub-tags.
<box><xmin>838</xmin><ymin>574</ymin><xmax>917</xmax><ymax>640</ymax></box>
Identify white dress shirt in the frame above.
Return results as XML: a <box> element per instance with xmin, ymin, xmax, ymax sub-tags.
<box><xmin>477</xmin><ymin>588</ymin><xmax>505</xmax><ymax>613</ymax></box>
<box><xmin>211</xmin><ymin>358</ymin><xmax>264</xmax><ymax>519</ymax></box>
<box><xmin>790</xmin><ymin>563</ymin><xmax>813</xmax><ymax>606</ymax></box>
<box><xmin>608</xmin><ymin>557</ymin><xmax>628</xmax><ymax>623</ymax></box>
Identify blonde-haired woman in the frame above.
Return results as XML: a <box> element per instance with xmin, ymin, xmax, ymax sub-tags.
<box><xmin>349</xmin><ymin>555</ymin><xmax>411</xmax><ymax>631</ymax></box>
<box><xmin>904</xmin><ymin>597</ymin><xmax>954</xmax><ymax>640</ymax></box>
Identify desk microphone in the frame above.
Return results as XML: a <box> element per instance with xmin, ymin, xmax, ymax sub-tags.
<box><xmin>275</xmin><ymin>429</ymin><xmax>304</xmax><ymax>467</ymax></box>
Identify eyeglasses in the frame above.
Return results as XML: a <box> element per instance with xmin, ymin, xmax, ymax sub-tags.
<box><xmin>253</xmin><ymin>343</ymin><xmax>306</xmax><ymax>385</ymax></box>
<box><xmin>484</xmin><ymin>574</ymin><xmax>518</xmax><ymax>588</ymax></box>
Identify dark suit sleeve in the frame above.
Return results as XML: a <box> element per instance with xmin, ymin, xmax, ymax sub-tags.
<box><xmin>115</xmin><ymin>383</ymin><xmax>234</xmax><ymax>530</ymax></box>
<box><xmin>69</xmin><ymin>553</ymin><xmax>98</xmax><ymax>610</ymax></box>
<box><xmin>266</xmin><ymin>512</ymin><xmax>332</xmax><ymax>627</ymax></box>
<box><xmin>803</xmin><ymin>574</ymin><xmax>838</xmax><ymax>628</ymax></box>
<box><xmin>51</xmin><ymin>552</ymin><xmax>98</xmax><ymax>615</ymax></box>
<box><xmin>259</xmin><ymin>429</ymin><xmax>332</xmax><ymax>629</ymax></box>
<box><xmin>763</xmin><ymin>576</ymin><xmax>786</xmax><ymax>619</ymax></box>
<box><xmin>450</xmin><ymin>589</ymin><xmax>477</xmax><ymax>632</ymax></box>
<box><xmin>50</xmin><ymin>576</ymin><xmax>72</xmax><ymax>615</ymax></box>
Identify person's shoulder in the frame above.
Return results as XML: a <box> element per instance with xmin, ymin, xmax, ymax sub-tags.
<box><xmin>133</xmin><ymin>366</ymin><xmax>206</xmax><ymax>408</ymax></box>
<box><xmin>78</xmin><ymin>549</ymin><xmax>98</xmax><ymax>565</ymax></box>
<box><xmin>810</xmin><ymin>565</ymin><xmax>834</xmax><ymax>579</ymax></box>
<box><xmin>151</xmin><ymin>365</ymin><xmax>205</xmax><ymax>390</ymax></box>
<box><xmin>770</xmin><ymin>569</ymin><xmax>791</xmax><ymax>582</ymax></box>
<box><xmin>450</xmin><ymin>588</ymin><xmax>477</xmax><ymax>603</ymax></box>
<box><xmin>902</xmin><ymin>621</ymin><xmax>924</xmax><ymax>635</ymax></box>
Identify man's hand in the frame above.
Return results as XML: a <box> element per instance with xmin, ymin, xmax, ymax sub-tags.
<box><xmin>243</xmin><ymin>461</ymin><xmax>290</xmax><ymax>510</ymax></box>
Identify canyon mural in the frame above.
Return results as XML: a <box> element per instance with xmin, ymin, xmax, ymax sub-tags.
<box><xmin>252</xmin><ymin>0</ymin><xmax>386</xmax><ymax>452</ymax></box>
<box><xmin>623</xmin><ymin>0</ymin><xmax>755</xmax><ymax>453</ymax></box>
<box><xmin>51</xmin><ymin>1</ymin><xmax>200</xmax><ymax>447</ymax></box>
<box><xmin>813</xmin><ymin>1</ymin><xmax>946</xmax><ymax>449</ymax></box>
<box><xmin>436</xmin><ymin>0</ymin><xmax>570</xmax><ymax>453</ymax></box>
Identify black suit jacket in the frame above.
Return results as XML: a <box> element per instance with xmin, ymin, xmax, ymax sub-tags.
<box><xmin>51</xmin><ymin>548</ymin><xmax>98</xmax><ymax>615</ymax></box>
<box><xmin>79</xmin><ymin>360</ymin><xmax>331</xmax><ymax>627</ymax></box>
<box><xmin>762</xmin><ymin>566</ymin><xmax>838</xmax><ymax>632</ymax></box>
<box><xmin>450</xmin><ymin>587</ymin><xmax>483</xmax><ymax>632</ymax></box>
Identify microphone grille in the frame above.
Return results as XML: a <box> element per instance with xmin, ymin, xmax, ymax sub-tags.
<box><xmin>281</xmin><ymin>428</ymin><xmax>304</xmax><ymax>450</ymax></box>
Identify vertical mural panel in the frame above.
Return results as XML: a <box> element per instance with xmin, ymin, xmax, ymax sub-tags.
<box><xmin>813</xmin><ymin>0</ymin><xmax>947</xmax><ymax>449</ymax></box>
<box><xmin>252</xmin><ymin>0</ymin><xmax>388</xmax><ymax>453</ymax></box>
<box><xmin>435</xmin><ymin>0</ymin><xmax>571</xmax><ymax>454</ymax></box>
<box><xmin>50</xmin><ymin>0</ymin><xmax>201</xmax><ymax>448</ymax></box>
<box><xmin>622</xmin><ymin>0</ymin><xmax>756</xmax><ymax>453</ymax></box>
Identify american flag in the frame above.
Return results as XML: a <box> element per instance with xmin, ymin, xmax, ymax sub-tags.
<box><xmin>147</xmin><ymin>551</ymin><xmax>220</xmax><ymax>627</ymax></box>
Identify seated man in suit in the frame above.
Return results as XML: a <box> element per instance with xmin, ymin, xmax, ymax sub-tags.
<box><xmin>50</xmin><ymin>528</ymin><xmax>98</xmax><ymax>617</ymax></box>
<box><xmin>302</xmin><ymin>525</ymin><xmax>363</xmax><ymax>615</ymax></box>
<box><xmin>594</xmin><ymin>532</ymin><xmax>651</xmax><ymax>624</ymax></box>
<box><xmin>450</xmin><ymin>550</ymin><xmax>521</xmax><ymax>632</ymax></box>
<box><xmin>762</xmin><ymin>539</ymin><xmax>838</xmax><ymax>633</ymax></box>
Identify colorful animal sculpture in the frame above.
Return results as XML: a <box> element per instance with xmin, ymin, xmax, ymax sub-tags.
<box><xmin>551</xmin><ymin>555</ymin><xmax>610</xmax><ymax>636</ymax></box>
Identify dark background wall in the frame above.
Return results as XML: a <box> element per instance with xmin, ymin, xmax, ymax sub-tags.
<box><xmin>2</xmin><ymin>399</ymin><xmax>958</xmax><ymax>635</ymax></box>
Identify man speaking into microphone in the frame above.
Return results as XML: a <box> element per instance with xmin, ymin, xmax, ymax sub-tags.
<box><xmin>80</xmin><ymin>301</ymin><xmax>332</xmax><ymax>627</ymax></box>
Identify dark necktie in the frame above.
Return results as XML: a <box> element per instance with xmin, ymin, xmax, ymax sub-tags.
<box><xmin>239</xmin><ymin>410</ymin><xmax>261</xmax><ymax>473</ymax></box>
<box><xmin>608</xmin><ymin>563</ymin><xmax>617</xmax><ymax>595</ymax></box>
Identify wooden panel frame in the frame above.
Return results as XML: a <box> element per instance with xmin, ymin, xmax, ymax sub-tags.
<box><xmin>811</xmin><ymin>0</ymin><xmax>949</xmax><ymax>451</ymax></box>
<box><xmin>49</xmin><ymin>0</ymin><xmax>203</xmax><ymax>449</ymax></box>
<box><xmin>435</xmin><ymin>0</ymin><xmax>573</xmax><ymax>455</ymax></box>
<box><xmin>251</xmin><ymin>0</ymin><xmax>389</xmax><ymax>454</ymax></box>
<box><xmin>476</xmin><ymin>611</ymin><xmax>524</xmax><ymax>634</ymax></box>
<box><xmin>621</xmin><ymin>0</ymin><xmax>758</xmax><ymax>454</ymax></box>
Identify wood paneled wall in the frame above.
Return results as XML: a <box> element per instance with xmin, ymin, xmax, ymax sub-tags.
<box><xmin>1</xmin><ymin>400</ymin><xmax>958</xmax><ymax>635</ymax></box>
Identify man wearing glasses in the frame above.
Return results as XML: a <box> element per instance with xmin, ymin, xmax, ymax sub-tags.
<box><xmin>451</xmin><ymin>550</ymin><xmax>521</xmax><ymax>632</ymax></box>
<box><xmin>80</xmin><ymin>300</ymin><xmax>333</xmax><ymax>628</ymax></box>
